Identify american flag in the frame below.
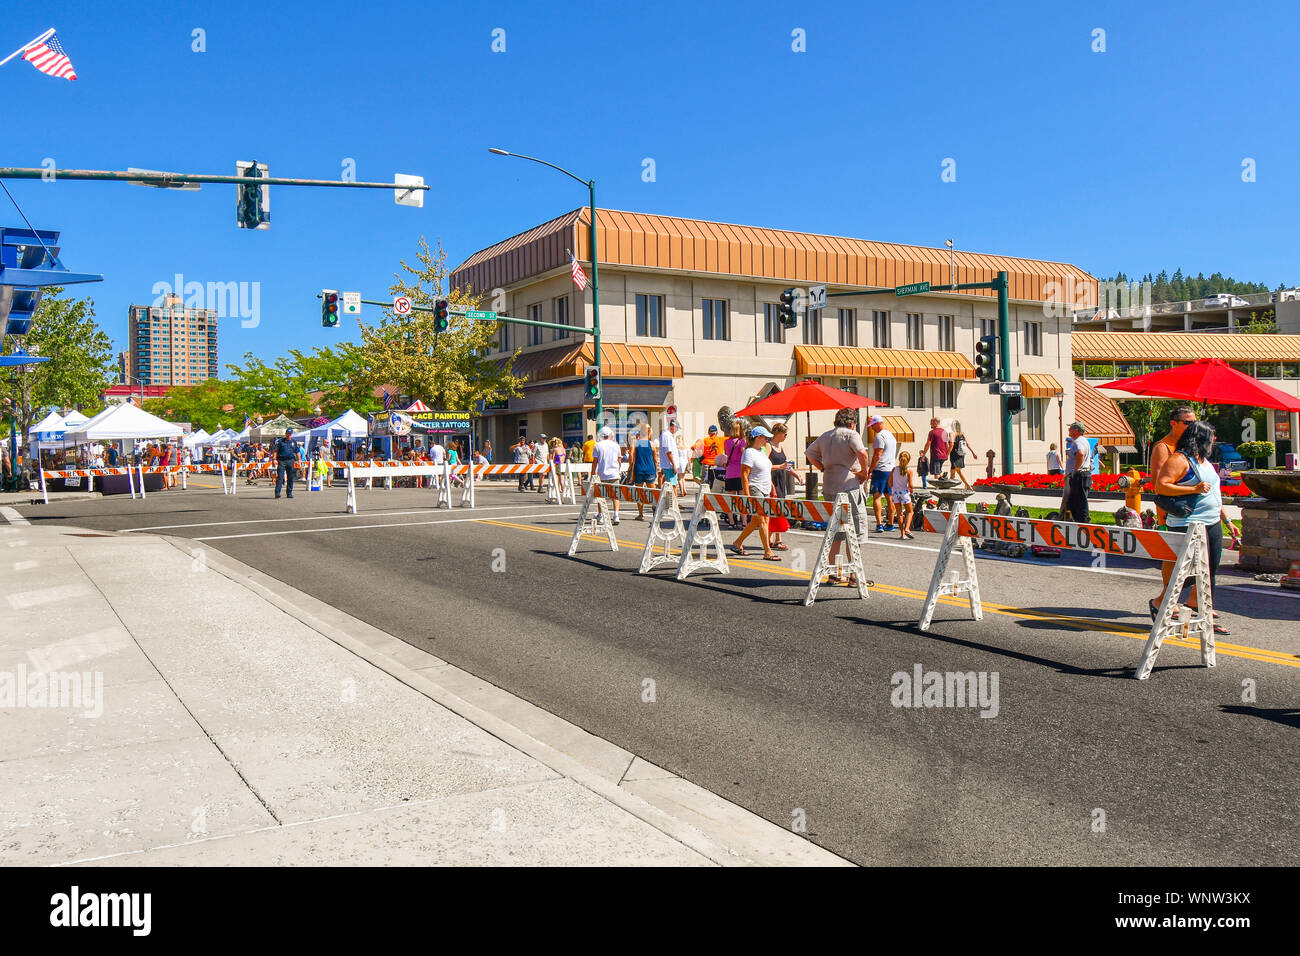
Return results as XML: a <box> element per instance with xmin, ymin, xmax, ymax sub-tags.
<box><xmin>382</xmin><ymin>389</ymin><xmax>395</xmax><ymax>410</ymax></box>
<box><xmin>23</xmin><ymin>32</ymin><xmax>77</xmax><ymax>81</ymax></box>
<box><xmin>570</xmin><ymin>253</ymin><xmax>589</xmax><ymax>291</ymax></box>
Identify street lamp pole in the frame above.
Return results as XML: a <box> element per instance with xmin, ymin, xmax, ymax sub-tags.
<box><xmin>489</xmin><ymin>148</ymin><xmax>602</xmax><ymax>426</ymax></box>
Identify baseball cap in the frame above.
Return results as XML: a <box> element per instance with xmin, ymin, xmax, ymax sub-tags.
<box><xmin>867</xmin><ymin>415</ymin><xmax>883</xmax><ymax>426</ymax></box>
<box><xmin>708</xmin><ymin>425</ymin><xmax>718</xmax><ymax>433</ymax></box>
<box><xmin>599</xmin><ymin>426</ymin><xmax>614</xmax><ymax>438</ymax></box>
<box><xmin>749</xmin><ymin>425</ymin><xmax>774</xmax><ymax>439</ymax></box>
<box><xmin>540</xmin><ymin>433</ymin><xmax>547</xmax><ymax>439</ymax></box>
<box><xmin>667</xmin><ymin>420</ymin><xmax>678</xmax><ymax>428</ymax></box>
<box><xmin>1069</xmin><ymin>421</ymin><xmax>1086</xmax><ymax>433</ymax></box>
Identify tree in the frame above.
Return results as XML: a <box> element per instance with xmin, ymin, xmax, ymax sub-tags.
<box><xmin>1119</xmin><ymin>398</ymin><xmax>1182</xmax><ymax>463</ymax></box>
<box><xmin>143</xmin><ymin>377</ymin><xmax>240</xmax><ymax>431</ymax></box>
<box><xmin>355</xmin><ymin>237</ymin><xmax>523</xmax><ymax>410</ymax></box>
<box><xmin>1</xmin><ymin>288</ymin><xmax>115</xmax><ymax>437</ymax></box>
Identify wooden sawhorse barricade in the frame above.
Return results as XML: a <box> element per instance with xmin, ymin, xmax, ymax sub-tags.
<box><xmin>40</xmin><ymin>466</ymin><xmax>145</xmax><ymax>503</ymax></box>
<box><xmin>567</xmin><ymin>482</ymin><xmax>871</xmax><ymax>605</ymax></box>
<box><xmin>344</xmin><ymin>461</ymin><xmax>479</xmax><ymax>513</ymax></box>
<box><xmin>545</xmin><ymin>461</ymin><xmax>591</xmax><ymax>506</ymax></box>
<box><xmin>919</xmin><ymin>500</ymin><xmax>1215</xmax><ymax>680</ymax></box>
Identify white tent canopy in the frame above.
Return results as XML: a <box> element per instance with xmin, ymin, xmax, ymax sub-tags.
<box><xmin>182</xmin><ymin>428</ymin><xmax>210</xmax><ymax>448</ymax></box>
<box><xmin>28</xmin><ymin>411</ymin><xmax>65</xmax><ymax>437</ymax></box>
<box><xmin>308</xmin><ymin>409</ymin><xmax>368</xmax><ymax>441</ymax></box>
<box><xmin>64</xmin><ymin>402</ymin><xmax>184</xmax><ymax>443</ymax></box>
<box><xmin>62</xmin><ymin>410</ymin><xmax>89</xmax><ymax>427</ymax></box>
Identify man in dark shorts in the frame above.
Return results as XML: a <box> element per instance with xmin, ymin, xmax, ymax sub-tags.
<box><xmin>920</xmin><ymin>417</ymin><xmax>949</xmax><ymax>479</ymax></box>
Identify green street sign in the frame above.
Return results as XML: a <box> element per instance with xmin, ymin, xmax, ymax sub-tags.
<box><xmin>462</xmin><ymin>309</ymin><xmax>497</xmax><ymax>321</ymax></box>
<box><xmin>895</xmin><ymin>281</ymin><xmax>931</xmax><ymax>297</ymax></box>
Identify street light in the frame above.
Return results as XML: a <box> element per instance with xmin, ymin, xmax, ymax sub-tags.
<box><xmin>488</xmin><ymin>148</ymin><xmax>602</xmax><ymax>425</ymax></box>
<box><xmin>944</xmin><ymin>238</ymin><xmax>955</xmax><ymax>289</ymax></box>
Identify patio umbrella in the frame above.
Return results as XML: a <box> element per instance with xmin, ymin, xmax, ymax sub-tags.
<box><xmin>1097</xmin><ymin>358</ymin><xmax>1300</xmax><ymax>412</ymax></box>
<box><xmin>736</xmin><ymin>380</ymin><xmax>887</xmax><ymax>496</ymax></box>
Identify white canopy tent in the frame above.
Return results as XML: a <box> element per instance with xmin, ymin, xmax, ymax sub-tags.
<box><xmin>182</xmin><ymin>428</ymin><xmax>211</xmax><ymax>448</ymax></box>
<box><xmin>64</xmin><ymin>402</ymin><xmax>184</xmax><ymax>443</ymax></box>
<box><xmin>307</xmin><ymin>409</ymin><xmax>368</xmax><ymax>442</ymax></box>
<box><xmin>62</xmin><ymin>410</ymin><xmax>89</xmax><ymax>427</ymax></box>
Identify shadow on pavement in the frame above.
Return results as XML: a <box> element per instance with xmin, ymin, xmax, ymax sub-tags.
<box><xmin>1219</xmin><ymin>705</ymin><xmax>1300</xmax><ymax>731</ymax></box>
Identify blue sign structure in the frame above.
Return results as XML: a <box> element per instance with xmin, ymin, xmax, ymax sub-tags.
<box><xmin>1</xmin><ymin>227</ymin><xmax>103</xmax><ymax>337</ymax></box>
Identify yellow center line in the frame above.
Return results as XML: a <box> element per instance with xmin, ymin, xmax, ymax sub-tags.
<box><xmin>476</xmin><ymin>519</ymin><xmax>1300</xmax><ymax>670</ymax></box>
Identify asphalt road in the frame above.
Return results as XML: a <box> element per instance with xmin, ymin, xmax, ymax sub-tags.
<box><xmin>15</xmin><ymin>478</ymin><xmax>1300</xmax><ymax>866</ymax></box>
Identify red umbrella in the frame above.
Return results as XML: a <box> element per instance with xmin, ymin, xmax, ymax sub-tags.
<box><xmin>1097</xmin><ymin>357</ymin><xmax>1300</xmax><ymax>412</ymax></box>
<box><xmin>735</xmin><ymin>379</ymin><xmax>886</xmax><ymax>417</ymax></box>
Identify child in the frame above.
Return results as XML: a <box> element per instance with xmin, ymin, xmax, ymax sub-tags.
<box><xmin>917</xmin><ymin>452</ymin><xmax>929</xmax><ymax>489</ymax></box>
<box><xmin>889</xmin><ymin>451</ymin><xmax>916</xmax><ymax>540</ymax></box>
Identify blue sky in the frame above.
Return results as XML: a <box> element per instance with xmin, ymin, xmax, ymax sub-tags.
<box><xmin>5</xmin><ymin>0</ymin><xmax>1298</xmax><ymax>367</ymax></box>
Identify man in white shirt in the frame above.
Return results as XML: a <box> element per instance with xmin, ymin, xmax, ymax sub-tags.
<box><xmin>591</xmin><ymin>426</ymin><xmax>623</xmax><ymax>524</ymax></box>
<box><xmin>657</xmin><ymin>420</ymin><xmax>682</xmax><ymax>488</ymax></box>
<box><xmin>1064</xmin><ymin>421</ymin><xmax>1093</xmax><ymax>523</ymax></box>
<box><xmin>429</xmin><ymin>441</ymin><xmax>445</xmax><ymax>465</ymax></box>
<box><xmin>866</xmin><ymin>415</ymin><xmax>898</xmax><ymax>532</ymax></box>
<box><xmin>533</xmin><ymin>434</ymin><xmax>549</xmax><ymax>494</ymax></box>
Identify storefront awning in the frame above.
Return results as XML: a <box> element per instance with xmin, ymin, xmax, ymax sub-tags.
<box><xmin>502</xmin><ymin>341</ymin><xmax>683</xmax><ymax>384</ymax></box>
<box><xmin>1019</xmin><ymin>372</ymin><xmax>1064</xmax><ymax>398</ymax></box>
<box><xmin>795</xmin><ymin>345</ymin><xmax>975</xmax><ymax>380</ymax></box>
<box><xmin>1072</xmin><ymin>374</ymin><xmax>1135</xmax><ymax>445</ymax></box>
<box><xmin>878</xmin><ymin>415</ymin><xmax>914</xmax><ymax>443</ymax></box>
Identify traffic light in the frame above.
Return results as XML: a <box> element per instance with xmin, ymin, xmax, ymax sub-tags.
<box><xmin>236</xmin><ymin>161</ymin><xmax>269</xmax><ymax>230</ymax></box>
<box><xmin>975</xmin><ymin>334</ymin><xmax>998</xmax><ymax>383</ymax></box>
<box><xmin>778</xmin><ymin>288</ymin><xmax>798</xmax><ymax>329</ymax></box>
<box><xmin>584</xmin><ymin>365</ymin><xmax>601</xmax><ymax>402</ymax></box>
<box><xmin>1005</xmin><ymin>396</ymin><xmax>1024</xmax><ymax>415</ymax></box>
<box><xmin>321</xmin><ymin>290</ymin><xmax>339</xmax><ymax>328</ymax></box>
<box><xmin>434</xmin><ymin>299</ymin><xmax>449</xmax><ymax>333</ymax></box>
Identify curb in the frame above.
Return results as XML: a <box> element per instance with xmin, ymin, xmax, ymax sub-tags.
<box><xmin>167</xmin><ymin>534</ymin><xmax>852</xmax><ymax>867</ymax></box>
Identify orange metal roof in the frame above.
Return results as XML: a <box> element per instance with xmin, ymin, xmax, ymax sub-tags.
<box><xmin>1073</xmin><ymin>375</ymin><xmax>1135</xmax><ymax>445</ymax></box>
<box><xmin>452</xmin><ymin>208</ymin><xmax>1095</xmax><ymax>305</ymax></box>
<box><xmin>795</xmin><ymin>345</ymin><xmax>976</xmax><ymax>380</ymax></box>
<box><xmin>1072</xmin><ymin>331</ymin><xmax>1300</xmax><ymax>362</ymax></box>
<box><xmin>502</xmin><ymin>341</ymin><xmax>682</xmax><ymax>384</ymax></box>
<box><xmin>1020</xmin><ymin>373</ymin><xmax>1064</xmax><ymax>398</ymax></box>
<box><xmin>878</xmin><ymin>416</ymin><xmax>915</xmax><ymax>444</ymax></box>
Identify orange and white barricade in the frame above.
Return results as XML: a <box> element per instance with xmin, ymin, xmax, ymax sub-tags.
<box><xmin>546</xmin><ymin>461</ymin><xmax>589</xmax><ymax>505</ymax></box>
<box><xmin>566</xmin><ymin>480</ymin><xmax>650</xmax><ymax>555</ymax></box>
<box><xmin>344</xmin><ymin>461</ymin><xmax>442</xmax><ymax>513</ymax></box>
<box><xmin>39</xmin><ymin>466</ymin><xmax>145</xmax><ymax>504</ymax></box>
<box><xmin>681</xmin><ymin>487</ymin><xmax>864</xmax><ymax>604</ymax></box>
<box><xmin>918</xmin><ymin>500</ymin><xmax>1213</xmax><ymax>680</ymax></box>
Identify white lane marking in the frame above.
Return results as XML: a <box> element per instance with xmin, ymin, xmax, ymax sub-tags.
<box><xmin>194</xmin><ymin>510</ymin><xmax>581</xmax><ymax>541</ymax></box>
<box><xmin>6</xmin><ymin>584</ymin><xmax>92</xmax><ymax>610</ymax></box>
<box><xmin>123</xmin><ymin>503</ymin><xmax>541</xmax><ymax>533</ymax></box>
<box><xmin>10</xmin><ymin>559</ymin><xmax>38</xmax><ymax>571</ymax></box>
<box><xmin>0</xmin><ymin>506</ymin><xmax>30</xmax><ymax>526</ymax></box>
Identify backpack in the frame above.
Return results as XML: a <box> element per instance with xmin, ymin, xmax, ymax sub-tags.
<box><xmin>953</xmin><ymin>435</ymin><xmax>967</xmax><ymax>458</ymax></box>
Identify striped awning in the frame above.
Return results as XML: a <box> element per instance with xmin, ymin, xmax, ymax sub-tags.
<box><xmin>1019</xmin><ymin>372</ymin><xmax>1064</xmax><ymax>398</ymax></box>
<box><xmin>502</xmin><ymin>341</ymin><xmax>683</xmax><ymax>384</ymax></box>
<box><xmin>795</xmin><ymin>345</ymin><xmax>975</xmax><ymax>380</ymax></box>
<box><xmin>877</xmin><ymin>415</ymin><xmax>915</xmax><ymax>444</ymax></box>
<box><xmin>1073</xmin><ymin>331</ymin><xmax>1300</xmax><ymax>362</ymax></box>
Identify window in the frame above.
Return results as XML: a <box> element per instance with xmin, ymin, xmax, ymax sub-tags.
<box><xmin>763</xmin><ymin>303</ymin><xmax>785</xmax><ymax>343</ymax></box>
<box><xmin>872</xmin><ymin>310</ymin><xmax>891</xmax><ymax>347</ymax></box>
<box><xmin>552</xmin><ymin>296</ymin><xmax>571</xmax><ymax>340</ymax></box>
<box><xmin>906</xmin><ymin>313</ymin><xmax>923</xmax><ymax>350</ymax></box>
<box><xmin>1027</xmin><ymin>398</ymin><xmax>1045</xmax><ymax>441</ymax></box>
<box><xmin>838</xmin><ymin>308</ymin><xmax>857</xmax><ymax>346</ymax></box>
<box><xmin>839</xmin><ymin>378</ymin><xmax>858</xmax><ymax>394</ymax></box>
<box><xmin>939</xmin><ymin>380</ymin><xmax>956</xmax><ymax>408</ymax></box>
<box><xmin>803</xmin><ymin>308</ymin><xmax>823</xmax><ymax>345</ymax></box>
<box><xmin>1257</xmin><ymin>362</ymin><xmax>1280</xmax><ymax>379</ymax></box>
<box><xmin>938</xmin><ymin>315</ymin><xmax>955</xmax><ymax>352</ymax></box>
<box><xmin>528</xmin><ymin>304</ymin><xmax>543</xmax><ymax>346</ymax></box>
<box><xmin>636</xmin><ymin>293</ymin><xmax>665</xmax><ymax>338</ymax></box>
<box><xmin>908</xmin><ymin>380</ymin><xmax>925</xmax><ymax>409</ymax></box>
<box><xmin>874</xmin><ymin>379</ymin><xmax>892</xmax><ymax>407</ymax></box>
<box><xmin>702</xmin><ymin>298</ymin><xmax>729</xmax><ymax>340</ymax></box>
<box><xmin>979</xmin><ymin>318</ymin><xmax>995</xmax><ymax>339</ymax></box>
<box><xmin>1023</xmin><ymin>320</ymin><xmax>1042</xmax><ymax>356</ymax></box>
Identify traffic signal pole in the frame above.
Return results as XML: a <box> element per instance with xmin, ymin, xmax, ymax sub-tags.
<box><xmin>0</xmin><ymin>167</ymin><xmax>429</xmax><ymax>192</ymax></box>
<box><xmin>995</xmin><ymin>271</ymin><xmax>1013</xmax><ymax>477</ymax></box>
<box><xmin>326</xmin><ymin>295</ymin><xmax>589</xmax><ymax>338</ymax></box>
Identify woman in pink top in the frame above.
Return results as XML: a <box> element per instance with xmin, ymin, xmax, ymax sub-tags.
<box><xmin>722</xmin><ymin>421</ymin><xmax>746</xmax><ymax>528</ymax></box>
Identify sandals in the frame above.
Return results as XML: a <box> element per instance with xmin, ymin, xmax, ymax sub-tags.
<box><xmin>774</xmin><ymin>543</ymin><xmax>789</xmax><ymax>551</ymax></box>
<box><xmin>762</xmin><ymin>554</ymin><xmax>782</xmax><ymax>561</ymax></box>
<box><xmin>729</xmin><ymin>545</ymin><xmax>748</xmax><ymax>557</ymax></box>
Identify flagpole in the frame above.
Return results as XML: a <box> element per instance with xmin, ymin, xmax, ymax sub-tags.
<box><xmin>0</xmin><ymin>28</ymin><xmax>55</xmax><ymax>68</ymax></box>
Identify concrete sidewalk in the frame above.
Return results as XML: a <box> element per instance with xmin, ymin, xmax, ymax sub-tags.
<box><xmin>0</xmin><ymin>511</ymin><xmax>845</xmax><ymax>867</ymax></box>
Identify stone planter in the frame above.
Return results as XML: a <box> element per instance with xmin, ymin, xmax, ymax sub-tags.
<box><xmin>1240</xmin><ymin>470</ymin><xmax>1300</xmax><ymax>503</ymax></box>
<box><xmin>1238</xmin><ymin>499</ymin><xmax>1300</xmax><ymax>573</ymax></box>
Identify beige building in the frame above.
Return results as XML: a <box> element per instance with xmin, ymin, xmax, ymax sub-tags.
<box><xmin>453</xmin><ymin>209</ymin><xmax>1112</xmax><ymax>471</ymax></box>
<box><xmin>127</xmin><ymin>293</ymin><xmax>218</xmax><ymax>387</ymax></box>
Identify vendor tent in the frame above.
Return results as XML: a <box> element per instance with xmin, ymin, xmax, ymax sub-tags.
<box><xmin>182</xmin><ymin>428</ymin><xmax>210</xmax><ymax>448</ymax></box>
<box><xmin>308</xmin><ymin>409</ymin><xmax>368</xmax><ymax>441</ymax></box>
<box><xmin>64</xmin><ymin>402</ymin><xmax>184</xmax><ymax>442</ymax></box>
<box><xmin>62</xmin><ymin>410</ymin><xmax>90</xmax><ymax>427</ymax></box>
<box><xmin>28</xmin><ymin>411</ymin><xmax>66</xmax><ymax>442</ymax></box>
<box><xmin>249</xmin><ymin>414</ymin><xmax>302</xmax><ymax>443</ymax></box>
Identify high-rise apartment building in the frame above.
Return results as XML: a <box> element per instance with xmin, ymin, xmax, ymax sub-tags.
<box><xmin>127</xmin><ymin>294</ymin><xmax>218</xmax><ymax>386</ymax></box>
